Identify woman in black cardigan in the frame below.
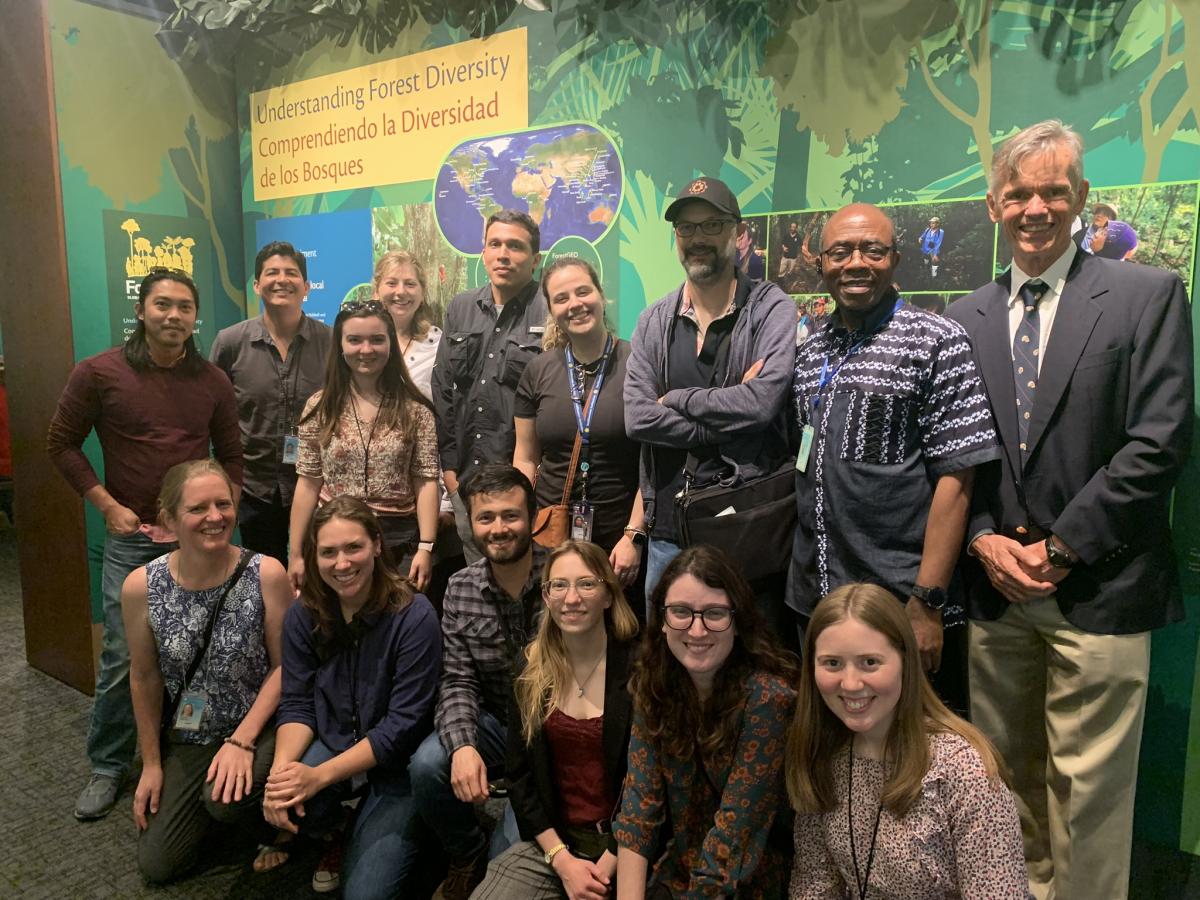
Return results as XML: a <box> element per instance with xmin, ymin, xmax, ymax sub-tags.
<box><xmin>473</xmin><ymin>540</ymin><xmax>639</xmax><ymax>900</ymax></box>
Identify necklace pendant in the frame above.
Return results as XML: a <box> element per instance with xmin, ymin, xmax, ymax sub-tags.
<box><xmin>577</xmin><ymin>687</ymin><xmax>584</xmax><ymax>697</ymax></box>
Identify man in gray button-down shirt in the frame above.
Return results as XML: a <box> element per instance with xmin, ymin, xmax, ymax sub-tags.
<box><xmin>210</xmin><ymin>241</ymin><xmax>331</xmax><ymax>562</ymax></box>
<box><xmin>432</xmin><ymin>210</ymin><xmax>548</xmax><ymax>562</ymax></box>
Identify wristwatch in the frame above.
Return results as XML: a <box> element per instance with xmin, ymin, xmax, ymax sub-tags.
<box><xmin>1045</xmin><ymin>535</ymin><xmax>1076</xmax><ymax>569</ymax></box>
<box><xmin>544</xmin><ymin>842</ymin><xmax>568</xmax><ymax>865</ymax></box>
<box><xmin>910</xmin><ymin>584</ymin><xmax>948</xmax><ymax>611</ymax></box>
<box><xmin>623</xmin><ymin>527</ymin><xmax>647</xmax><ymax>548</ymax></box>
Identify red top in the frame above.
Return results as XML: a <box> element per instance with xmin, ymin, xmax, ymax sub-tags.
<box><xmin>46</xmin><ymin>347</ymin><xmax>243</xmax><ymax>522</ymax></box>
<box><xmin>545</xmin><ymin>708</ymin><xmax>612</xmax><ymax>827</ymax></box>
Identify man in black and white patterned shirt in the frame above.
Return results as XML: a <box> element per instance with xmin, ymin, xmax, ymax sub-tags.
<box><xmin>786</xmin><ymin>203</ymin><xmax>999</xmax><ymax>709</ymax></box>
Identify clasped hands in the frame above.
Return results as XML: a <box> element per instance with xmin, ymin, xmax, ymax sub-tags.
<box><xmin>971</xmin><ymin>533</ymin><xmax>1070</xmax><ymax>605</ymax></box>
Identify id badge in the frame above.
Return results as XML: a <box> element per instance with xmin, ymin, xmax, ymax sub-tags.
<box><xmin>796</xmin><ymin>424</ymin><xmax>815</xmax><ymax>474</ymax></box>
<box><xmin>282</xmin><ymin>434</ymin><xmax>300</xmax><ymax>465</ymax></box>
<box><xmin>570</xmin><ymin>502</ymin><xmax>594</xmax><ymax>542</ymax></box>
<box><xmin>174</xmin><ymin>691</ymin><xmax>209</xmax><ymax>732</ymax></box>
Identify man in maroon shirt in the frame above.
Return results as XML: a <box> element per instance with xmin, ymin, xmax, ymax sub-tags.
<box><xmin>47</xmin><ymin>269</ymin><xmax>243</xmax><ymax>821</ymax></box>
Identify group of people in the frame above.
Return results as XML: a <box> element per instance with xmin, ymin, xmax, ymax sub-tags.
<box><xmin>42</xmin><ymin>117</ymin><xmax>1191</xmax><ymax>900</ymax></box>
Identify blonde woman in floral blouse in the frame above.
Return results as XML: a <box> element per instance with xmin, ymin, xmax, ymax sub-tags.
<box><xmin>615</xmin><ymin>546</ymin><xmax>799</xmax><ymax>899</ymax></box>
<box><xmin>287</xmin><ymin>300</ymin><xmax>439</xmax><ymax>593</ymax></box>
<box><xmin>786</xmin><ymin>583</ymin><xmax>1029</xmax><ymax>900</ymax></box>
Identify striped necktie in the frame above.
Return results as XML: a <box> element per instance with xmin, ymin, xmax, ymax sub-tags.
<box><xmin>1013</xmin><ymin>279</ymin><xmax>1047</xmax><ymax>459</ymax></box>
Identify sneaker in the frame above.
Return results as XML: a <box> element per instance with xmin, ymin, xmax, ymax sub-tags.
<box><xmin>312</xmin><ymin>838</ymin><xmax>344</xmax><ymax>894</ymax></box>
<box><xmin>74</xmin><ymin>774</ymin><xmax>120</xmax><ymax>821</ymax></box>
<box><xmin>440</xmin><ymin>847</ymin><xmax>488</xmax><ymax>900</ymax></box>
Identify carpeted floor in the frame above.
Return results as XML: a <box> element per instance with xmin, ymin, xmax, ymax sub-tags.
<box><xmin>1</xmin><ymin>525</ymin><xmax>1198</xmax><ymax>899</ymax></box>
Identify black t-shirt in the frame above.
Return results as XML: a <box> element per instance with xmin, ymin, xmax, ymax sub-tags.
<box><xmin>779</xmin><ymin>232</ymin><xmax>801</xmax><ymax>259</ymax></box>
<box><xmin>514</xmin><ymin>340</ymin><xmax>640</xmax><ymax>551</ymax></box>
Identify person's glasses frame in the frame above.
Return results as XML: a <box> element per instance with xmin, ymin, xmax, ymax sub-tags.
<box><xmin>661</xmin><ymin>604</ymin><xmax>736</xmax><ymax>632</ymax></box>
<box><xmin>673</xmin><ymin>218</ymin><xmax>737</xmax><ymax>238</ymax></box>
<box><xmin>820</xmin><ymin>242</ymin><xmax>896</xmax><ymax>264</ymax></box>
<box><xmin>543</xmin><ymin>577</ymin><xmax>605</xmax><ymax>601</ymax></box>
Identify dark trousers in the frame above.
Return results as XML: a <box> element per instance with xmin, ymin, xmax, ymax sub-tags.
<box><xmin>137</xmin><ymin>731</ymin><xmax>275</xmax><ymax>884</ymax></box>
<box><xmin>238</xmin><ymin>489</ymin><xmax>290</xmax><ymax>565</ymax></box>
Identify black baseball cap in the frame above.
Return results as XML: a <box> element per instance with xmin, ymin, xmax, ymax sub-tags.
<box><xmin>664</xmin><ymin>176</ymin><xmax>741</xmax><ymax>222</ymax></box>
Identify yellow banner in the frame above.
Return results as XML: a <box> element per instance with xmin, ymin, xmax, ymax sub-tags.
<box><xmin>250</xmin><ymin>29</ymin><xmax>528</xmax><ymax>201</ymax></box>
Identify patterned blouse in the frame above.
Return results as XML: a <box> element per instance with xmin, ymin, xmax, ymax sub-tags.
<box><xmin>296</xmin><ymin>390</ymin><xmax>439</xmax><ymax>516</ymax></box>
<box><xmin>614</xmin><ymin>672</ymin><xmax>796</xmax><ymax>898</ymax></box>
<box><xmin>146</xmin><ymin>552</ymin><xmax>269</xmax><ymax>746</ymax></box>
<box><xmin>790</xmin><ymin>732</ymin><xmax>1030</xmax><ymax>899</ymax></box>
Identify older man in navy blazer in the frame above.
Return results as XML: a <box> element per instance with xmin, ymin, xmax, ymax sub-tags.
<box><xmin>947</xmin><ymin>120</ymin><xmax>1192</xmax><ymax>900</ymax></box>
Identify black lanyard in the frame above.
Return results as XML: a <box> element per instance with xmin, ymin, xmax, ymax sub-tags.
<box><xmin>848</xmin><ymin>754</ymin><xmax>884</xmax><ymax>900</ymax></box>
<box><xmin>349</xmin><ymin>394</ymin><xmax>380</xmax><ymax>496</ymax></box>
<box><xmin>267</xmin><ymin>334</ymin><xmax>305</xmax><ymax>433</ymax></box>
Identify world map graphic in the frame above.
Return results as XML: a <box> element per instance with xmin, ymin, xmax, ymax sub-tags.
<box><xmin>434</xmin><ymin>124</ymin><xmax>622</xmax><ymax>254</ymax></box>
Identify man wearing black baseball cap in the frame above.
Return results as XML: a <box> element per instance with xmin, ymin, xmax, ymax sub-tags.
<box><xmin>625</xmin><ymin>176</ymin><xmax>796</xmax><ymax>606</ymax></box>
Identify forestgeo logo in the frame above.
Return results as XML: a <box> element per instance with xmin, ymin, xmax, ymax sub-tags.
<box><xmin>119</xmin><ymin>217</ymin><xmax>196</xmax><ymax>278</ymax></box>
<box><xmin>689</xmin><ymin>180</ymin><xmax>707</xmax><ymax>193</ymax></box>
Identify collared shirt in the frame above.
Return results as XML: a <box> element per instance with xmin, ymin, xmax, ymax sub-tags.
<box><xmin>278</xmin><ymin>595</ymin><xmax>442</xmax><ymax>776</ymax></box>
<box><xmin>210</xmin><ymin>314</ymin><xmax>331</xmax><ymax>503</ymax></box>
<box><xmin>790</xmin><ymin>296</ymin><xmax>1000</xmax><ymax>620</ymax></box>
<box><xmin>1006</xmin><ymin>242</ymin><xmax>1076</xmax><ymax>375</ymax></box>
<box><xmin>435</xmin><ymin>543</ymin><xmax>548</xmax><ymax>755</ymax></box>
<box><xmin>46</xmin><ymin>347</ymin><xmax>244</xmax><ymax>522</ymax></box>
<box><xmin>431</xmin><ymin>281</ymin><xmax>547</xmax><ymax>478</ymax></box>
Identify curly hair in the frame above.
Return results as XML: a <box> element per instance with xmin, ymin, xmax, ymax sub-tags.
<box><xmin>629</xmin><ymin>545</ymin><xmax>798</xmax><ymax>760</ymax></box>
<box><xmin>785</xmin><ymin>583</ymin><xmax>1010</xmax><ymax>817</ymax></box>
<box><xmin>299</xmin><ymin>496</ymin><xmax>414</xmax><ymax>644</ymax></box>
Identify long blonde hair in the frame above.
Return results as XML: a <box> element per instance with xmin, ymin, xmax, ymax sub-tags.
<box><xmin>786</xmin><ymin>583</ymin><xmax>1009</xmax><ymax>817</ymax></box>
<box><xmin>515</xmin><ymin>541</ymin><xmax>639</xmax><ymax>744</ymax></box>
<box><xmin>373</xmin><ymin>249</ymin><xmax>434</xmax><ymax>340</ymax></box>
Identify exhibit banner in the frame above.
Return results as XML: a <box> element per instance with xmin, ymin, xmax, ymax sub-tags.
<box><xmin>101</xmin><ymin>209</ymin><xmax>213</xmax><ymax>348</ymax></box>
<box><xmin>255</xmin><ymin>208</ymin><xmax>374</xmax><ymax>323</ymax></box>
<box><xmin>250</xmin><ymin>28</ymin><xmax>528</xmax><ymax>201</ymax></box>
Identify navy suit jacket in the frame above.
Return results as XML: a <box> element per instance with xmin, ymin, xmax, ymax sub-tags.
<box><xmin>946</xmin><ymin>252</ymin><xmax>1193</xmax><ymax>634</ymax></box>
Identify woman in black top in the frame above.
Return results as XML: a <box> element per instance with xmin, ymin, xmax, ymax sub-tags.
<box><xmin>513</xmin><ymin>258</ymin><xmax>644</xmax><ymax>586</ymax></box>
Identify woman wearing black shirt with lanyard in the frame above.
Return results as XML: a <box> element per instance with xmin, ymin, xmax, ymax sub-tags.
<box><xmin>514</xmin><ymin>258</ymin><xmax>645</xmax><ymax>590</ymax></box>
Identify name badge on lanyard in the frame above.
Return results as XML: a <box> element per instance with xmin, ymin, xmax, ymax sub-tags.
<box><xmin>564</xmin><ymin>336</ymin><xmax>614</xmax><ymax>527</ymax></box>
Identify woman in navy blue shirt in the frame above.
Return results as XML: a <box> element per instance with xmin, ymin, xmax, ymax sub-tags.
<box><xmin>263</xmin><ymin>495</ymin><xmax>441</xmax><ymax>898</ymax></box>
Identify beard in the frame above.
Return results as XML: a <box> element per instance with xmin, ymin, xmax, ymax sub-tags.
<box><xmin>681</xmin><ymin>242</ymin><xmax>734</xmax><ymax>285</ymax></box>
<box><xmin>478</xmin><ymin>528</ymin><xmax>532</xmax><ymax>565</ymax></box>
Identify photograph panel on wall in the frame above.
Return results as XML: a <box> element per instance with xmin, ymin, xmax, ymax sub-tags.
<box><xmin>766</xmin><ymin>210</ymin><xmax>828</xmax><ymax>295</ymax></box>
<box><xmin>888</xmin><ymin>199</ymin><xmax>996</xmax><ymax>295</ymax></box>
<box><xmin>372</xmin><ymin>202</ymin><xmax>470</xmax><ymax>325</ymax></box>
<box><xmin>995</xmin><ymin>180</ymin><xmax>1199</xmax><ymax>297</ymax></box>
<box><xmin>740</xmin><ymin>214</ymin><xmax>770</xmax><ymax>282</ymax></box>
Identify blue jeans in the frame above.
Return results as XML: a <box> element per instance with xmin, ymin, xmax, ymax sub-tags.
<box><xmin>409</xmin><ymin>711</ymin><xmax>512</xmax><ymax>860</ymax></box>
<box><xmin>88</xmin><ymin>530</ymin><xmax>173</xmax><ymax>778</ymax></box>
<box><xmin>298</xmin><ymin>740</ymin><xmax>421</xmax><ymax>900</ymax></box>
<box><xmin>644</xmin><ymin>537</ymin><xmax>682</xmax><ymax>615</ymax></box>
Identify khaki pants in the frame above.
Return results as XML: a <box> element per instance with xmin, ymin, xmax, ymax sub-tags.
<box><xmin>969</xmin><ymin>598</ymin><xmax>1150</xmax><ymax>900</ymax></box>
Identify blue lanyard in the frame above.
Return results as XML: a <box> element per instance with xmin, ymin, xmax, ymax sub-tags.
<box><xmin>564</xmin><ymin>334</ymin><xmax>614</xmax><ymax>445</ymax></box>
<box><xmin>811</xmin><ymin>298</ymin><xmax>903</xmax><ymax>411</ymax></box>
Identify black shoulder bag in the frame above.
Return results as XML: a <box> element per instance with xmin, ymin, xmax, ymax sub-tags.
<box><xmin>161</xmin><ymin>549</ymin><xmax>253</xmax><ymax>738</ymax></box>
<box><xmin>674</xmin><ymin>317</ymin><xmax>796</xmax><ymax>581</ymax></box>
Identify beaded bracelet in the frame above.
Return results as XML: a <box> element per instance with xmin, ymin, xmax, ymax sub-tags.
<box><xmin>224</xmin><ymin>736</ymin><xmax>256</xmax><ymax>752</ymax></box>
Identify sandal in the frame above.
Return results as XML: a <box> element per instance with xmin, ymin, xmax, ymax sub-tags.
<box><xmin>252</xmin><ymin>835</ymin><xmax>293</xmax><ymax>873</ymax></box>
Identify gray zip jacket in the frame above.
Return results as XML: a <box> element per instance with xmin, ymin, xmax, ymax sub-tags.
<box><xmin>624</xmin><ymin>276</ymin><xmax>796</xmax><ymax>525</ymax></box>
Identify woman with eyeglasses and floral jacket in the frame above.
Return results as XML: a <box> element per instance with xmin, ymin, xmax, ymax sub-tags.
<box><xmin>287</xmin><ymin>300</ymin><xmax>439</xmax><ymax>594</ymax></box>
<box><xmin>614</xmin><ymin>546</ymin><xmax>799</xmax><ymax>900</ymax></box>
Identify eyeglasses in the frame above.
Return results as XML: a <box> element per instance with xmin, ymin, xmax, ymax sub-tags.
<box><xmin>821</xmin><ymin>243</ymin><xmax>895</xmax><ymax>264</ymax></box>
<box><xmin>673</xmin><ymin>218</ymin><xmax>735</xmax><ymax>238</ymax></box>
<box><xmin>543</xmin><ymin>577</ymin><xmax>605</xmax><ymax>600</ymax></box>
<box><xmin>339</xmin><ymin>299</ymin><xmax>387</xmax><ymax>316</ymax></box>
<box><xmin>662</xmin><ymin>604</ymin><xmax>735</xmax><ymax>632</ymax></box>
